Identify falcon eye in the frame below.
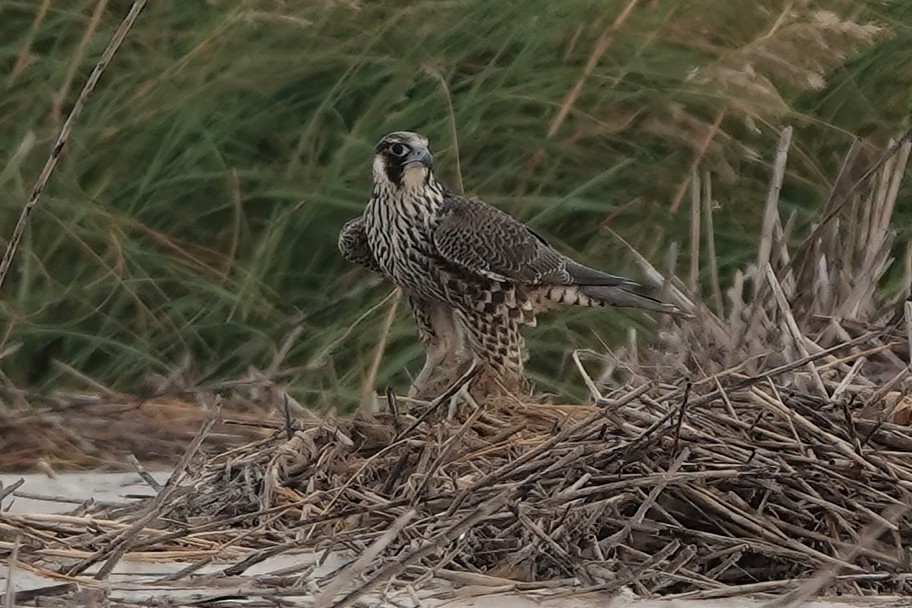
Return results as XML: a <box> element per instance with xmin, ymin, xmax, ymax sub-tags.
<box><xmin>388</xmin><ymin>143</ymin><xmax>410</xmax><ymax>158</ymax></box>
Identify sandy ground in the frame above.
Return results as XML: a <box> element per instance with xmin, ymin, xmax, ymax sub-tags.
<box><xmin>0</xmin><ymin>473</ymin><xmax>906</xmax><ymax>607</ymax></box>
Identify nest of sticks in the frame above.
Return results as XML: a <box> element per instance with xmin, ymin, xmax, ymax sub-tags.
<box><xmin>3</xmin><ymin>131</ymin><xmax>912</xmax><ymax>606</ymax></box>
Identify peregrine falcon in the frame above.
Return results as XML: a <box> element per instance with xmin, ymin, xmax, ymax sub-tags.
<box><xmin>339</xmin><ymin>131</ymin><xmax>676</xmax><ymax>398</ymax></box>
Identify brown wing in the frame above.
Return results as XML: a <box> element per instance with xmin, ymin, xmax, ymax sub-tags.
<box><xmin>338</xmin><ymin>215</ymin><xmax>381</xmax><ymax>273</ymax></box>
<box><xmin>432</xmin><ymin>194</ymin><xmax>636</xmax><ymax>287</ymax></box>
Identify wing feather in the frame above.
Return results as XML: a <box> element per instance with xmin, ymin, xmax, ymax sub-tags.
<box><xmin>432</xmin><ymin>195</ymin><xmax>634</xmax><ymax>287</ymax></box>
<box><xmin>339</xmin><ymin>215</ymin><xmax>381</xmax><ymax>273</ymax></box>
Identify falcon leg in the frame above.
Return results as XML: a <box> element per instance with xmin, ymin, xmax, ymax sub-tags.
<box><xmin>411</xmin><ymin>344</ymin><xmax>447</xmax><ymax>398</ymax></box>
<box><xmin>408</xmin><ymin>296</ymin><xmax>465</xmax><ymax>398</ymax></box>
<box><xmin>445</xmin><ymin>388</ymin><xmax>471</xmax><ymax>420</ymax></box>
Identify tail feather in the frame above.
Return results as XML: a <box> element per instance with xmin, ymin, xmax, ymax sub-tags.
<box><xmin>579</xmin><ymin>284</ymin><xmax>680</xmax><ymax>314</ymax></box>
<box><xmin>534</xmin><ymin>284</ymin><xmax>680</xmax><ymax>315</ymax></box>
<box><xmin>565</xmin><ymin>260</ymin><xmax>638</xmax><ymax>288</ymax></box>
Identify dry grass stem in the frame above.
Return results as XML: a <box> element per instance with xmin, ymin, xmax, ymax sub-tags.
<box><xmin>0</xmin><ymin>0</ymin><xmax>148</xmax><ymax>292</ymax></box>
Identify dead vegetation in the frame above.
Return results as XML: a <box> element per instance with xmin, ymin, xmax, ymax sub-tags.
<box><xmin>0</xmin><ymin>394</ymin><xmax>272</xmax><ymax>470</ymax></box>
<box><xmin>2</xmin><ymin>129</ymin><xmax>912</xmax><ymax>606</ymax></box>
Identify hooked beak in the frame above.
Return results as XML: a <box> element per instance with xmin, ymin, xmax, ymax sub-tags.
<box><xmin>403</xmin><ymin>146</ymin><xmax>433</xmax><ymax>169</ymax></box>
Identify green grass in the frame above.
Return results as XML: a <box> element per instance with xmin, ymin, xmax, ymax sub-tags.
<box><xmin>1</xmin><ymin>0</ymin><xmax>910</xmax><ymax>408</ymax></box>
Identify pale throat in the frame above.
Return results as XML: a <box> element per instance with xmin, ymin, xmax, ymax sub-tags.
<box><xmin>401</xmin><ymin>165</ymin><xmax>429</xmax><ymax>191</ymax></box>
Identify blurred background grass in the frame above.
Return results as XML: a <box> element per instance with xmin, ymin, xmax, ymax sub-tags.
<box><xmin>0</xmin><ymin>0</ymin><xmax>909</xmax><ymax>409</ymax></box>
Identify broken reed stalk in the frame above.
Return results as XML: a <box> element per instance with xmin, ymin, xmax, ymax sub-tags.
<box><xmin>3</xmin><ymin>537</ymin><xmax>18</xmax><ymax>608</ymax></box>
<box><xmin>313</xmin><ymin>509</ymin><xmax>416</xmax><ymax>608</ymax></box>
<box><xmin>0</xmin><ymin>0</ymin><xmax>147</xmax><ymax>292</ymax></box>
<box><xmin>754</xmin><ymin>125</ymin><xmax>792</xmax><ymax>294</ymax></box>
<box><xmin>787</xmin><ymin>124</ymin><xmax>912</xmax><ymax>284</ymax></box>
<box><xmin>765</xmin><ymin>502</ymin><xmax>910</xmax><ymax>608</ymax></box>
<box><xmin>688</xmin><ymin>170</ymin><xmax>701</xmax><ymax>294</ymax></box>
<box><xmin>701</xmin><ymin>170</ymin><xmax>723</xmax><ymax>315</ymax></box>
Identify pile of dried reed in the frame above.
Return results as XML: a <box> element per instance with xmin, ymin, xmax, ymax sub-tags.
<box><xmin>2</xmin><ymin>130</ymin><xmax>911</xmax><ymax>607</ymax></box>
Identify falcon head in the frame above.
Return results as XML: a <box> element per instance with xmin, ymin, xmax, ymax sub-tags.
<box><xmin>373</xmin><ymin>131</ymin><xmax>434</xmax><ymax>191</ymax></box>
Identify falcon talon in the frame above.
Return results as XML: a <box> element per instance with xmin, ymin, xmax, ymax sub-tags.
<box><xmin>339</xmin><ymin>131</ymin><xmax>677</xmax><ymax>400</ymax></box>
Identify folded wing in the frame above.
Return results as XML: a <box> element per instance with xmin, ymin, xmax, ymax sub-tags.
<box><xmin>432</xmin><ymin>195</ymin><xmax>635</xmax><ymax>288</ymax></box>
